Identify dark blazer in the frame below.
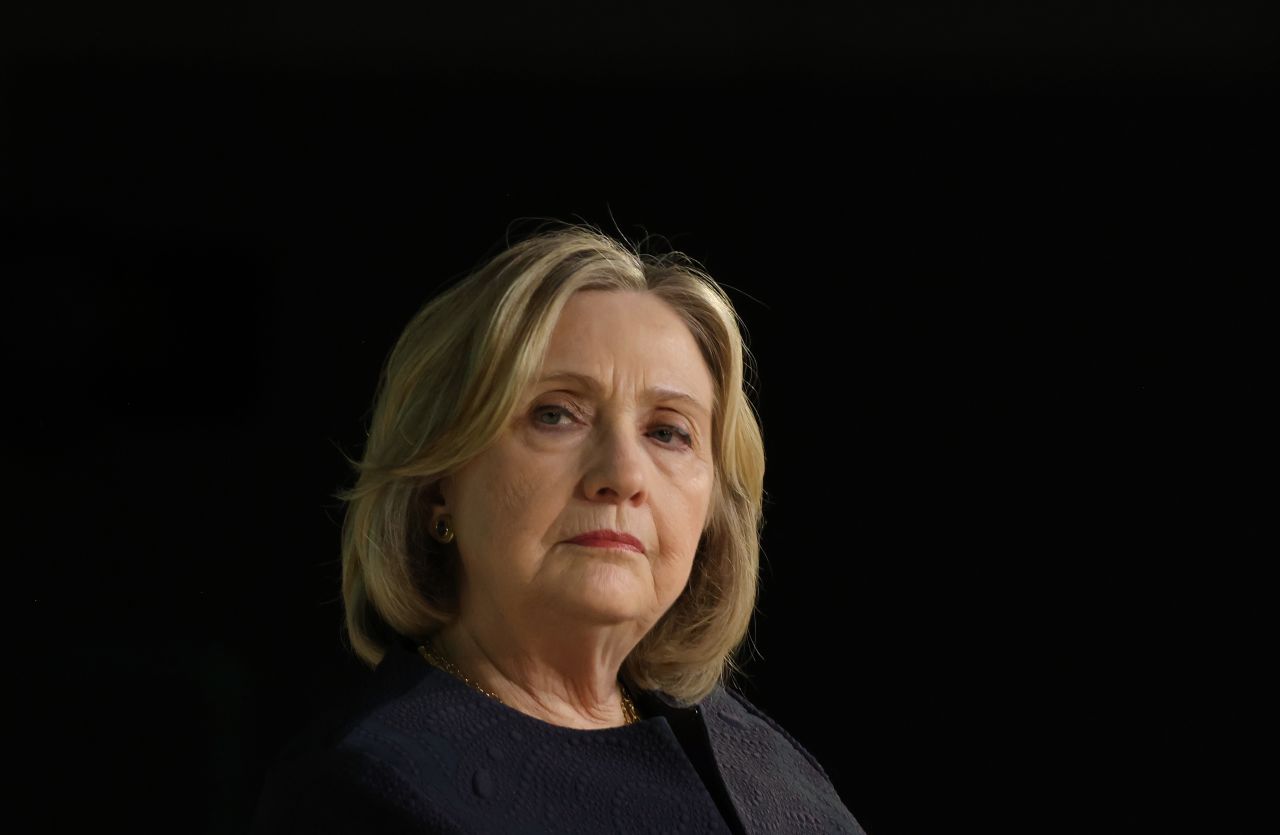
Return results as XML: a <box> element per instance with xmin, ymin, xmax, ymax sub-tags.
<box><xmin>252</xmin><ymin>639</ymin><xmax>867</xmax><ymax>834</ymax></box>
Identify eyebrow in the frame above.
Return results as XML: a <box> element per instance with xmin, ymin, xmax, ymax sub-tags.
<box><xmin>536</xmin><ymin>370</ymin><xmax>711</xmax><ymax>420</ymax></box>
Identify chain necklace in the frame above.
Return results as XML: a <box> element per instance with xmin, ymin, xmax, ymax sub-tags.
<box><xmin>417</xmin><ymin>640</ymin><xmax>639</xmax><ymax>726</ymax></box>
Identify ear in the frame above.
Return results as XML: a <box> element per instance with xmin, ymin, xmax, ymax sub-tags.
<box><xmin>424</xmin><ymin>476</ymin><xmax>452</xmax><ymax>513</ymax></box>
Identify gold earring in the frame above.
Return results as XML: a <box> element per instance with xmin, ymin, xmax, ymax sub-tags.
<box><xmin>433</xmin><ymin>515</ymin><xmax>455</xmax><ymax>544</ymax></box>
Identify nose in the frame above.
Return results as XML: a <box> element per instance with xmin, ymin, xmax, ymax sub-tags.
<box><xmin>581</xmin><ymin>417</ymin><xmax>648</xmax><ymax>506</ymax></box>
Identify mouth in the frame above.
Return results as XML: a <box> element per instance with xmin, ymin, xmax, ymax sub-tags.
<box><xmin>565</xmin><ymin>531</ymin><xmax>646</xmax><ymax>554</ymax></box>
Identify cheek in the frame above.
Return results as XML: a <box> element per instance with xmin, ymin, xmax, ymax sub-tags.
<box><xmin>483</xmin><ymin>449</ymin><xmax>564</xmax><ymax>537</ymax></box>
<box><xmin>675</xmin><ymin>462</ymin><xmax>715</xmax><ymax>527</ymax></box>
<box><xmin>658</xmin><ymin>472</ymin><xmax>714</xmax><ymax>562</ymax></box>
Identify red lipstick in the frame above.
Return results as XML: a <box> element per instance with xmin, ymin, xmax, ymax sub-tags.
<box><xmin>566</xmin><ymin>529</ymin><xmax>645</xmax><ymax>554</ymax></box>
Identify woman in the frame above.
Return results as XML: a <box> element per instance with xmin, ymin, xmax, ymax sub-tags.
<box><xmin>251</xmin><ymin>222</ymin><xmax>867</xmax><ymax>834</ymax></box>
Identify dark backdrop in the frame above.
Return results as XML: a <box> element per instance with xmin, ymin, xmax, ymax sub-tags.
<box><xmin>8</xmin><ymin>3</ymin><xmax>1272</xmax><ymax>834</ymax></box>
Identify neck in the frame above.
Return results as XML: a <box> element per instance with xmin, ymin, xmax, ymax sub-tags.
<box><xmin>431</xmin><ymin>619</ymin><xmax>638</xmax><ymax>730</ymax></box>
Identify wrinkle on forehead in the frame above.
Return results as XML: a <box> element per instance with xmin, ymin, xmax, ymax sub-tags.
<box><xmin>537</xmin><ymin>291</ymin><xmax>715</xmax><ymax>417</ymax></box>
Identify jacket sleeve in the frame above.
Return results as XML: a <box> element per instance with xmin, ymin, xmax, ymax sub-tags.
<box><xmin>250</xmin><ymin>746</ymin><xmax>457</xmax><ymax>835</ymax></box>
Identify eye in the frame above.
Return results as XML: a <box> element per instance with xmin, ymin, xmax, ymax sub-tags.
<box><xmin>651</xmin><ymin>425</ymin><xmax>694</xmax><ymax>449</ymax></box>
<box><xmin>532</xmin><ymin>402</ymin><xmax>693</xmax><ymax>450</ymax></box>
<box><xmin>534</xmin><ymin>405</ymin><xmax>576</xmax><ymax>426</ymax></box>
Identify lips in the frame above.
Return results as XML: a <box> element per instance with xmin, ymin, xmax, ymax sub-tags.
<box><xmin>566</xmin><ymin>529</ymin><xmax>645</xmax><ymax>554</ymax></box>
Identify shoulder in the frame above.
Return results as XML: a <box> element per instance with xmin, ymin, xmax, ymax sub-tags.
<box><xmin>251</xmin><ymin>644</ymin><xmax>468</xmax><ymax>833</ymax></box>
<box><xmin>707</xmin><ymin>686</ymin><xmax>869</xmax><ymax>834</ymax></box>
<box><xmin>251</xmin><ymin>744</ymin><xmax>460</xmax><ymax>834</ymax></box>
<box><xmin>717</xmin><ymin>685</ymin><xmax>836</xmax><ymax>786</ymax></box>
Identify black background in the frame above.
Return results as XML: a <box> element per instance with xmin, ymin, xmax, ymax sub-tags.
<box><xmin>7</xmin><ymin>3</ymin><xmax>1272</xmax><ymax>834</ymax></box>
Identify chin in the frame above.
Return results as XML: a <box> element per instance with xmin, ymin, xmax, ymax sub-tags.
<box><xmin>561</xmin><ymin>587</ymin><xmax>648</xmax><ymax>624</ymax></box>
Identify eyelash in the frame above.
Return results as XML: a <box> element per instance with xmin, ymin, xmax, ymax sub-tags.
<box><xmin>533</xmin><ymin>403</ymin><xmax>694</xmax><ymax>450</ymax></box>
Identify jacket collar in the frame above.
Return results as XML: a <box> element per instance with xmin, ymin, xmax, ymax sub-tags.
<box><xmin>625</xmin><ymin>672</ymin><xmax>712</xmax><ymax>721</ymax></box>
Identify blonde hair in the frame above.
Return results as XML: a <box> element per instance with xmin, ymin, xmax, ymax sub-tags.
<box><xmin>335</xmin><ymin>220</ymin><xmax>766</xmax><ymax>704</ymax></box>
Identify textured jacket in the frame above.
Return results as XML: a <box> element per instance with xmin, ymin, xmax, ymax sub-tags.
<box><xmin>252</xmin><ymin>638</ymin><xmax>867</xmax><ymax>834</ymax></box>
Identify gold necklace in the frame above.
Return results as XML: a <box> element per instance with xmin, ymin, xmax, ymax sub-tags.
<box><xmin>417</xmin><ymin>640</ymin><xmax>640</xmax><ymax>726</ymax></box>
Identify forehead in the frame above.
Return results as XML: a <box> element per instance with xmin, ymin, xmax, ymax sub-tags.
<box><xmin>537</xmin><ymin>290</ymin><xmax>714</xmax><ymax>411</ymax></box>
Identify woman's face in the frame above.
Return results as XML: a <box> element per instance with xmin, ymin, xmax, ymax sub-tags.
<box><xmin>440</xmin><ymin>289</ymin><xmax>716</xmax><ymax>635</ymax></box>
